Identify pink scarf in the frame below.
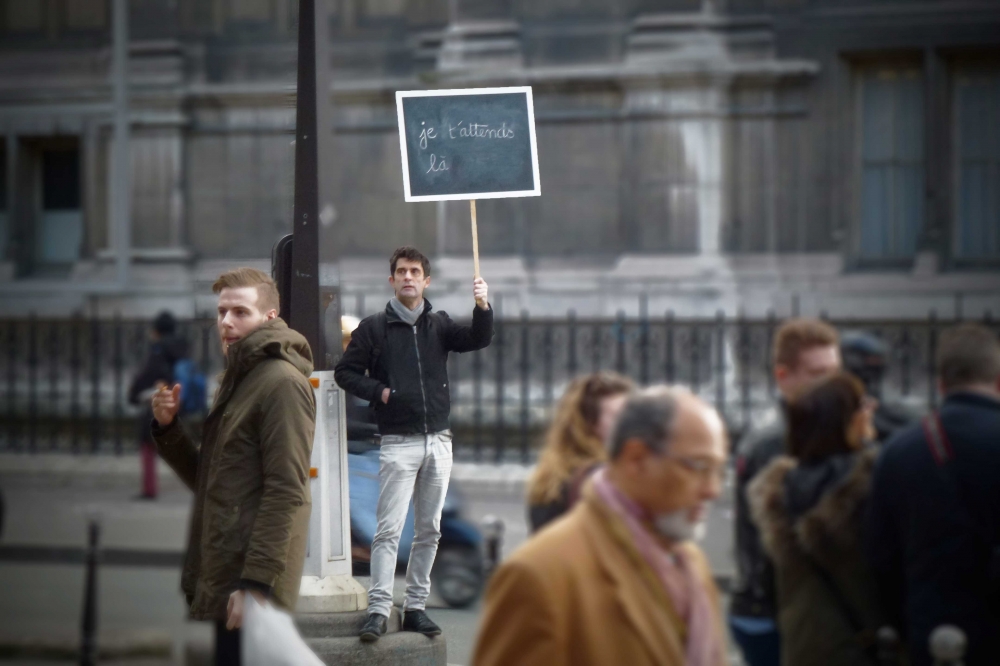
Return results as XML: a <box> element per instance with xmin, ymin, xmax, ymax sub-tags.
<box><xmin>591</xmin><ymin>468</ymin><xmax>723</xmax><ymax>666</ymax></box>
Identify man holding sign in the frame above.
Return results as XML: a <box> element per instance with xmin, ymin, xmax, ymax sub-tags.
<box><xmin>335</xmin><ymin>247</ymin><xmax>493</xmax><ymax>642</ymax></box>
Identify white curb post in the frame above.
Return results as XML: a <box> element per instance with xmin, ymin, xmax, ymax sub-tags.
<box><xmin>298</xmin><ymin>371</ymin><xmax>367</xmax><ymax>612</ymax></box>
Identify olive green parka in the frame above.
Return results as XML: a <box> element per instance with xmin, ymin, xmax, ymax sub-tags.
<box><xmin>748</xmin><ymin>448</ymin><xmax>888</xmax><ymax>666</ymax></box>
<box><xmin>153</xmin><ymin>319</ymin><xmax>316</xmax><ymax>621</ymax></box>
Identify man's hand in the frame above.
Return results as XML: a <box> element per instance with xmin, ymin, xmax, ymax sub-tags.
<box><xmin>226</xmin><ymin>589</ymin><xmax>267</xmax><ymax>631</ymax></box>
<box><xmin>381</xmin><ymin>387</ymin><xmax>390</xmax><ymax>404</ymax></box>
<box><xmin>473</xmin><ymin>277</ymin><xmax>489</xmax><ymax>311</ymax></box>
<box><xmin>151</xmin><ymin>384</ymin><xmax>181</xmax><ymax>427</ymax></box>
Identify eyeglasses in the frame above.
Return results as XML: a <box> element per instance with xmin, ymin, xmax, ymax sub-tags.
<box><xmin>662</xmin><ymin>453</ymin><xmax>726</xmax><ymax>483</ymax></box>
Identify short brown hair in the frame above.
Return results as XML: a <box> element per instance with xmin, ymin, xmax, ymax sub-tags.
<box><xmin>785</xmin><ymin>372</ymin><xmax>865</xmax><ymax>464</ymax></box>
<box><xmin>390</xmin><ymin>246</ymin><xmax>430</xmax><ymax>277</ymax></box>
<box><xmin>773</xmin><ymin>318</ymin><xmax>840</xmax><ymax>370</ymax></box>
<box><xmin>936</xmin><ymin>323</ymin><xmax>1000</xmax><ymax>391</ymax></box>
<box><xmin>212</xmin><ymin>267</ymin><xmax>280</xmax><ymax>315</ymax></box>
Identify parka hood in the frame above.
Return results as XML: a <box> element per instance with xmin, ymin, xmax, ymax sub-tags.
<box><xmin>225</xmin><ymin>318</ymin><xmax>314</xmax><ymax>381</ymax></box>
<box><xmin>747</xmin><ymin>447</ymin><xmax>877</xmax><ymax>568</ymax></box>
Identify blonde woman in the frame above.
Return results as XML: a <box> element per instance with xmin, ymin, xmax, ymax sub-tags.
<box><xmin>527</xmin><ymin>372</ymin><xmax>634</xmax><ymax>533</ymax></box>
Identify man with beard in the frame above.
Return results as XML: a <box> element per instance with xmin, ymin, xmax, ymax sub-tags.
<box><xmin>473</xmin><ymin>387</ymin><xmax>729</xmax><ymax>666</ymax></box>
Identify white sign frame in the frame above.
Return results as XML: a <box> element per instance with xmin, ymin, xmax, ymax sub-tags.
<box><xmin>395</xmin><ymin>86</ymin><xmax>542</xmax><ymax>202</ymax></box>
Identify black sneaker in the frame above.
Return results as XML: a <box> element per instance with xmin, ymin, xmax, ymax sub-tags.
<box><xmin>402</xmin><ymin>609</ymin><xmax>442</xmax><ymax>637</ymax></box>
<box><xmin>359</xmin><ymin>613</ymin><xmax>388</xmax><ymax>642</ymax></box>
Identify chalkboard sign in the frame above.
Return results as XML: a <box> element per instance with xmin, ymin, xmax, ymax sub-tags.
<box><xmin>395</xmin><ymin>87</ymin><xmax>541</xmax><ymax>202</ymax></box>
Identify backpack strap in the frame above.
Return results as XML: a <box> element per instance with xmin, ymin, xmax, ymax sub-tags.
<box><xmin>922</xmin><ymin>413</ymin><xmax>955</xmax><ymax>465</ymax></box>
<box><xmin>367</xmin><ymin>311</ymin><xmax>388</xmax><ymax>376</ymax></box>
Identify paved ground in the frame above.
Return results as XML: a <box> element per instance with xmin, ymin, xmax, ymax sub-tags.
<box><xmin>0</xmin><ymin>453</ymin><xmax>738</xmax><ymax>665</ymax></box>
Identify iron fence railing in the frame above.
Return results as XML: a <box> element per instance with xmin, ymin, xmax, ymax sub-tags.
<box><xmin>0</xmin><ymin>310</ymin><xmax>995</xmax><ymax>462</ymax></box>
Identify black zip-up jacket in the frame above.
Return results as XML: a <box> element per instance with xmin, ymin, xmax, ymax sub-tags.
<box><xmin>334</xmin><ymin>299</ymin><xmax>493</xmax><ymax>436</ymax></box>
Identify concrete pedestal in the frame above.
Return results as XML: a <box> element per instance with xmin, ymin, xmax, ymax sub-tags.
<box><xmin>297</xmin><ymin>574</ymin><xmax>368</xmax><ymax>613</ymax></box>
<box><xmin>299</xmin><ymin>608</ymin><xmax>447</xmax><ymax>666</ymax></box>
<box><xmin>184</xmin><ymin>608</ymin><xmax>448</xmax><ymax>666</ymax></box>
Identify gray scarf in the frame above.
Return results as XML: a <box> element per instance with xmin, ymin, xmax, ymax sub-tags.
<box><xmin>389</xmin><ymin>297</ymin><xmax>424</xmax><ymax>327</ymax></box>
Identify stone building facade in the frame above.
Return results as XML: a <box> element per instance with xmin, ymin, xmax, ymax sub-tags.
<box><xmin>0</xmin><ymin>0</ymin><xmax>998</xmax><ymax>320</ymax></box>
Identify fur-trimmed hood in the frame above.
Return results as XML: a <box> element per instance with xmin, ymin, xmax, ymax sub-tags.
<box><xmin>747</xmin><ymin>448</ymin><xmax>877</xmax><ymax>569</ymax></box>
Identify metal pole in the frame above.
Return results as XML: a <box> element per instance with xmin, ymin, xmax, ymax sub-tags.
<box><xmin>79</xmin><ymin>521</ymin><xmax>100</xmax><ymax>666</ymax></box>
<box><xmin>288</xmin><ymin>0</ymin><xmax>323</xmax><ymax>361</ymax></box>
<box><xmin>111</xmin><ymin>0</ymin><xmax>130</xmax><ymax>288</ymax></box>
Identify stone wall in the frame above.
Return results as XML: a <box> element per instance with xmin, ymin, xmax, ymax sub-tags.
<box><xmin>0</xmin><ymin>0</ymin><xmax>998</xmax><ymax>320</ymax></box>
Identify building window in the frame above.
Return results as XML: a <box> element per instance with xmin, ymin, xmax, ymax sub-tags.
<box><xmin>954</xmin><ymin>70</ymin><xmax>1000</xmax><ymax>261</ymax></box>
<box><xmin>37</xmin><ymin>146</ymin><xmax>83</xmax><ymax>265</ymax></box>
<box><xmin>858</xmin><ymin>68</ymin><xmax>925</xmax><ymax>261</ymax></box>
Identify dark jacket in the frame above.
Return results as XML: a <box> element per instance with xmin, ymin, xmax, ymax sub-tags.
<box><xmin>334</xmin><ymin>299</ymin><xmax>493</xmax><ymax>436</ymax></box>
<box><xmin>152</xmin><ymin>319</ymin><xmax>316</xmax><ymax>621</ymax></box>
<box><xmin>129</xmin><ymin>335</ymin><xmax>188</xmax><ymax>443</ymax></box>
<box><xmin>528</xmin><ymin>463</ymin><xmax>602</xmax><ymax>534</ymax></box>
<box><xmin>731</xmin><ymin>415</ymin><xmax>785</xmax><ymax>619</ymax></box>
<box><xmin>750</xmin><ymin>448</ymin><xmax>885</xmax><ymax>666</ymax></box>
<box><xmin>866</xmin><ymin>391</ymin><xmax>1000</xmax><ymax>666</ymax></box>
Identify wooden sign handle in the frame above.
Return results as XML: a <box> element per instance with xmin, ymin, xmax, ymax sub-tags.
<box><xmin>471</xmin><ymin>200</ymin><xmax>481</xmax><ymax>279</ymax></box>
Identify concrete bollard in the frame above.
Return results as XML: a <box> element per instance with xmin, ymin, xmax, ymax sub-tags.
<box><xmin>480</xmin><ymin>515</ymin><xmax>505</xmax><ymax>577</ymax></box>
<box><xmin>930</xmin><ymin>625</ymin><xmax>967</xmax><ymax>666</ymax></box>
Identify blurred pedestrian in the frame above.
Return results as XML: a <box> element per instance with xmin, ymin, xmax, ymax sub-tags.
<box><xmin>748</xmin><ymin>372</ymin><xmax>892</xmax><ymax>666</ymax></box>
<box><xmin>335</xmin><ymin>246</ymin><xmax>493</xmax><ymax>642</ymax></box>
<box><xmin>526</xmin><ymin>372</ymin><xmax>634</xmax><ymax>533</ymax></box>
<box><xmin>151</xmin><ymin>268</ymin><xmax>316</xmax><ymax>666</ymax></box>
<box><xmin>128</xmin><ymin>311</ymin><xmax>188</xmax><ymax>500</ymax></box>
<box><xmin>867</xmin><ymin>323</ymin><xmax>1000</xmax><ymax>666</ymax></box>
<box><xmin>841</xmin><ymin>330</ymin><xmax>916</xmax><ymax>443</ymax></box>
<box><xmin>730</xmin><ymin>318</ymin><xmax>840</xmax><ymax>666</ymax></box>
<box><xmin>473</xmin><ymin>386</ymin><xmax>729</xmax><ymax>666</ymax></box>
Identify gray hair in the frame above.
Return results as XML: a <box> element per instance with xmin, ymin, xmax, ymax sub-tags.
<box><xmin>607</xmin><ymin>386</ymin><xmax>684</xmax><ymax>459</ymax></box>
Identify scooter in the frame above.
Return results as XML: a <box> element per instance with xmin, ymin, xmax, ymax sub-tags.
<box><xmin>347</xmin><ymin>438</ymin><xmax>485</xmax><ymax>609</ymax></box>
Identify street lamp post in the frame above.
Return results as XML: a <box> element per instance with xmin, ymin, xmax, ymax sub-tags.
<box><xmin>289</xmin><ymin>0</ymin><xmax>324</xmax><ymax>363</ymax></box>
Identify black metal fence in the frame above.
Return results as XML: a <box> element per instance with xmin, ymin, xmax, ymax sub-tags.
<box><xmin>0</xmin><ymin>315</ymin><xmax>220</xmax><ymax>456</ymax></box>
<box><xmin>0</xmin><ymin>310</ymin><xmax>995</xmax><ymax>462</ymax></box>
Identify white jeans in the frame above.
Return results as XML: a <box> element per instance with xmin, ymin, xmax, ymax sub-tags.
<box><xmin>368</xmin><ymin>430</ymin><xmax>453</xmax><ymax>617</ymax></box>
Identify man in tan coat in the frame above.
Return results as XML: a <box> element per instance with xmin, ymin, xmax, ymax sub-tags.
<box><xmin>473</xmin><ymin>387</ymin><xmax>729</xmax><ymax>666</ymax></box>
<box><xmin>152</xmin><ymin>268</ymin><xmax>316</xmax><ymax>666</ymax></box>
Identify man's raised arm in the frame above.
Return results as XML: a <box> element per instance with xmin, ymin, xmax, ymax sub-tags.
<box><xmin>151</xmin><ymin>384</ymin><xmax>198</xmax><ymax>491</ymax></box>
